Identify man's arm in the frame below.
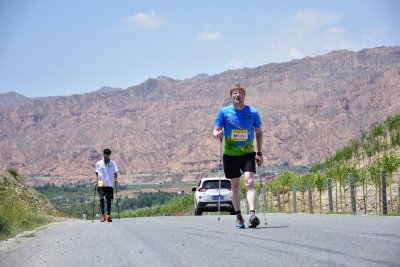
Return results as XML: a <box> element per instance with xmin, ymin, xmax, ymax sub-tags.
<box><xmin>114</xmin><ymin>172</ymin><xmax>118</xmax><ymax>184</ymax></box>
<box><xmin>94</xmin><ymin>172</ymin><xmax>98</xmax><ymax>187</ymax></box>
<box><xmin>255</xmin><ymin>127</ymin><xmax>264</xmax><ymax>165</ymax></box>
<box><xmin>255</xmin><ymin>127</ymin><xmax>263</xmax><ymax>152</ymax></box>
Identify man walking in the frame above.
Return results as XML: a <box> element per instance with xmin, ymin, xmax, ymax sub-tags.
<box><xmin>213</xmin><ymin>84</ymin><xmax>264</xmax><ymax>228</ymax></box>
<box><xmin>94</xmin><ymin>148</ymin><xmax>118</xmax><ymax>222</ymax></box>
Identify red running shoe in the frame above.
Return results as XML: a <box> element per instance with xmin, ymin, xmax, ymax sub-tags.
<box><xmin>236</xmin><ymin>215</ymin><xmax>245</xmax><ymax>229</ymax></box>
<box><xmin>107</xmin><ymin>216</ymin><xmax>112</xmax><ymax>222</ymax></box>
<box><xmin>100</xmin><ymin>214</ymin><xmax>106</xmax><ymax>222</ymax></box>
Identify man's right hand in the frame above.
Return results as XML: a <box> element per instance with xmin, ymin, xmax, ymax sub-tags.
<box><xmin>93</xmin><ymin>182</ymin><xmax>98</xmax><ymax>187</ymax></box>
<box><xmin>215</xmin><ymin>130</ymin><xmax>224</xmax><ymax>141</ymax></box>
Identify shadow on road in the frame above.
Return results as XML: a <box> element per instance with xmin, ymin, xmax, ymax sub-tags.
<box><xmin>254</xmin><ymin>225</ymin><xmax>290</xmax><ymax>229</ymax></box>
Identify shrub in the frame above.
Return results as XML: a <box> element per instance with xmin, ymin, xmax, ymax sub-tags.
<box><xmin>0</xmin><ymin>215</ymin><xmax>11</xmax><ymax>238</ymax></box>
<box><xmin>6</xmin><ymin>168</ymin><xmax>19</xmax><ymax>178</ymax></box>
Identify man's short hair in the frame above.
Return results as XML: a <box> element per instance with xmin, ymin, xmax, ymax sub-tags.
<box><xmin>103</xmin><ymin>148</ymin><xmax>111</xmax><ymax>155</ymax></box>
<box><xmin>229</xmin><ymin>84</ymin><xmax>246</xmax><ymax>96</ymax></box>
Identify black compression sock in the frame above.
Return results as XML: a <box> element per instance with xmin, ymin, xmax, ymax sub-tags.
<box><xmin>100</xmin><ymin>198</ymin><xmax>105</xmax><ymax>214</ymax></box>
<box><xmin>107</xmin><ymin>198</ymin><xmax>112</xmax><ymax>215</ymax></box>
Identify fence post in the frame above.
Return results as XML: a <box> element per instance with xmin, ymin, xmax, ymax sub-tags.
<box><xmin>398</xmin><ymin>177</ymin><xmax>400</xmax><ymax>214</ymax></box>
<box><xmin>380</xmin><ymin>170</ymin><xmax>387</xmax><ymax>215</ymax></box>
<box><xmin>270</xmin><ymin>188</ymin><xmax>273</xmax><ymax>212</ymax></box>
<box><xmin>348</xmin><ymin>173</ymin><xmax>356</xmax><ymax>213</ymax></box>
<box><xmin>307</xmin><ymin>182</ymin><xmax>313</xmax><ymax>214</ymax></box>
<box><xmin>292</xmin><ymin>185</ymin><xmax>297</xmax><ymax>213</ymax></box>
<box><xmin>264</xmin><ymin>186</ymin><xmax>268</xmax><ymax>211</ymax></box>
<box><xmin>240</xmin><ymin>198</ymin><xmax>249</xmax><ymax>214</ymax></box>
<box><xmin>327</xmin><ymin>178</ymin><xmax>333</xmax><ymax>213</ymax></box>
<box><xmin>276</xmin><ymin>188</ymin><xmax>282</xmax><ymax>212</ymax></box>
<box><xmin>277</xmin><ymin>188</ymin><xmax>281</xmax><ymax>212</ymax></box>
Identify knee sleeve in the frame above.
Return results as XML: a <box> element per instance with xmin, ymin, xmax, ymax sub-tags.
<box><xmin>245</xmin><ymin>179</ymin><xmax>255</xmax><ymax>190</ymax></box>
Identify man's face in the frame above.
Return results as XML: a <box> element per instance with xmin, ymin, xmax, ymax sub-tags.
<box><xmin>231</xmin><ymin>90</ymin><xmax>245</xmax><ymax>105</ymax></box>
<box><xmin>104</xmin><ymin>153</ymin><xmax>111</xmax><ymax>160</ymax></box>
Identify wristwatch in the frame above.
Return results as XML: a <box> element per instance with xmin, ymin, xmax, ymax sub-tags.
<box><xmin>256</xmin><ymin>152</ymin><xmax>263</xmax><ymax>156</ymax></box>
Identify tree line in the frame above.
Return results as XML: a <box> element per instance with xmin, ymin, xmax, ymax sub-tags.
<box><xmin>35</xmin><ymin>183</ymin><xmax>180</xmax><ymax>218</ymax></box>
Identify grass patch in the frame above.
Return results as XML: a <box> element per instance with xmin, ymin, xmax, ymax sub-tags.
<box><xmin>0</xmin><ymin>192</ymin><xmax>54</xmax><ymax>240</ymax></box>
<box><xmin>120</xmin><ymin>194</ymin><xmax>194</xmax><ymax>218</ymax></box>
<box><xmin>0</xmin><ymin>170</ymin><xmax>57</xmax><ymax>240</ymax></box>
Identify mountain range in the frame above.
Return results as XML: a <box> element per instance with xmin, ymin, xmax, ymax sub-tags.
<box><xmin>1</xmin><ymin>46</ymin><xmax>399</xmax><ymax>184</ymax></box>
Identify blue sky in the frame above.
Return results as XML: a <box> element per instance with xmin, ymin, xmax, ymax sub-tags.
<box><xmin>0</xmin><ymin>0</ymin><xmax>399</xmax><ymax>97</ymax></box>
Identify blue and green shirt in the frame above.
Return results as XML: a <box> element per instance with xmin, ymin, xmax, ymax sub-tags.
<box><xmin>214</xmin><ymin>105</ymin><xmax>262</xmax><ymax>156</ymax></box>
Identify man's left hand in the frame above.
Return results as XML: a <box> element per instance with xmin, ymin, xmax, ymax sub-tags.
<box><xmin>256</xmin><ymin>155</ymin><xmax>264</xmax><ymax>166</ymax></box>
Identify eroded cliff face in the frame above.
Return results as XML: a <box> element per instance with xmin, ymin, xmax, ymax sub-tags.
<box><xmin>1</xmin><ymin>46</ymin><xmax>399</xmax><ymax>182</ymax></box>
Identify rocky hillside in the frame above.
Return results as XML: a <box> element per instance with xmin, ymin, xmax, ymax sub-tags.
<box><xmin>0</xmin><ymin>92</ymin><xmax>33</xmax><ymax>107</ymax></box>
<box><xmin>0</xmin><ymin>170</ymin><xmax>55</xmax><ymax>212</ymax></box>
<box><xmin>0</xmin><ymin>46</ymin><xmax>399</xmax><ymax>183</ymax></box>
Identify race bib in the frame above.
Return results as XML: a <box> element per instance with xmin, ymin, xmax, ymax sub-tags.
<box><xmin>231</xmin><ymin>130</ymin><xmax>248</xmax><ymax>141</ymax></box>
<box><xmin>98</xmin><ymin>180</ymin><xmax>106</xmax><ymax>187</ymax></box>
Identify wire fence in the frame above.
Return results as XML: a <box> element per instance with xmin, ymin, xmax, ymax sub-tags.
<box><xmin>241</xmin><ymin>172</ymin><xmax>400</xmax><ymax>215</ymax></box>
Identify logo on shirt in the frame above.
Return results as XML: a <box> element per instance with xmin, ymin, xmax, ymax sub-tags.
<box><xmin>244</xmin><ymin>114</ymin><xmax>252</xmax><ymax>119</ymax></box>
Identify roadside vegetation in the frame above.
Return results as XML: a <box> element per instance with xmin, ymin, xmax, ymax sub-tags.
<box><xmin>263</xmin><ymin>113</ymin><xmax>400</xmax><ymax>215</ymax></box>
<box><xmin>120</xmin><ymin>193</ymin><xmax>194</xmax><ymax>218</ymax></box>
<box><xmin>0</xmin><ymin>169</ymin><xmax>57</xmax><ymax>240</ymax></box>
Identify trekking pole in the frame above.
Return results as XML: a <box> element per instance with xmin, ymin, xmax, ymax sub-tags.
<box><xmin>258</xmin><ymin>164</ymin><xmax>267</xmax><ymax>226</ymax></box>
<box><xmin>92</xmin><ymin>185</ymin><xmax>97</xmax><ymax>223</ymax></box>
<box><xmin>115</xmin><ymin>181</ymin><xmax>120</xmax><ymax>219</ymax></box>
<box><xmin>218</xmin><ymin>138</ymin><xmax>222</xmax><ymax>222</ymax></box>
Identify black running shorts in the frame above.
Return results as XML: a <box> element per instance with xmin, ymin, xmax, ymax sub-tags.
<box><xmin>97</xmin><ymin>186</ymin><xmax>114</xmax><ymax>199</ymax></box>
<box><xmin>223</xmin><ymin>152</ymin><xmax>256</xmax><ymax>179</ymax></box>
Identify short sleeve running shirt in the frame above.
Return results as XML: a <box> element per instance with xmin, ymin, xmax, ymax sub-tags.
<box><xmin>95</xmin><ymin>160</ymin><xmax>118</xmax><ymax>187</ymax></box>
<box><xmin>214</xmin><ymin>105</ymin><xmax>262</xmax><ymax>156</ymax></box>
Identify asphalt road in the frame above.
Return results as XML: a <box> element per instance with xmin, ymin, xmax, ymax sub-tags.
<box><xmin>1</xmin><ymin>214</ymin><xmax>399</xmax><ymax>267</ymax></box>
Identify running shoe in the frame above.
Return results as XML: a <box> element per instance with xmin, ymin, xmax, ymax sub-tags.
<box><xmin>236</xmin><ymin>215</ymin><xmax>245</xmax><ymax>229</ymax></box>
<box><xmin>248</xmin><ymin>214</ymin><xmax>260</xmax><ymax>228</ymax></box>
<box><xmin>107</xmin><ymin>216</ymin><xmax>112</xmax><ymax>222</ymax></box>
<box><xmin>100</xmin><ymin>214</ymin><xmax>106</xmax><ymax>222</ymax></box>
